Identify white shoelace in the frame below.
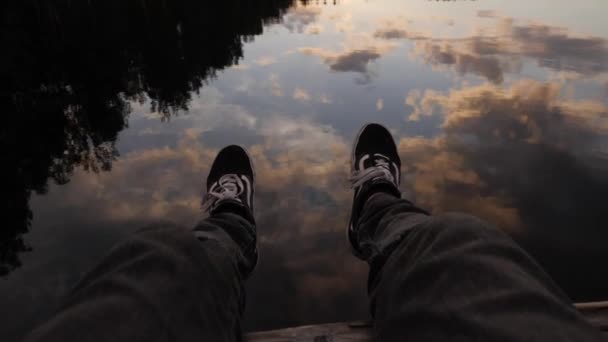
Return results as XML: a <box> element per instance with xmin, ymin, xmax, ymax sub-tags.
<box><xmin>201</xmin><ymin>174</ymin><xmax>245</xmax><ymax>212</ymax></box>
<box><xmin>349</xmin><ymin>154</ymin><xmax>397</xmax><ymax>189</ymax></box>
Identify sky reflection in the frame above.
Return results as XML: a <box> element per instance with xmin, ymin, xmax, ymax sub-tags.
<box><xmin>2</xmin><ymin>0</ymin><xmax>608</xmax><ymax>340</ymax></box>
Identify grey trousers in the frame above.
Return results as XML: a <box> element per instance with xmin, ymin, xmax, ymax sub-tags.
<box><xmin>25</xmin><ymin>194</ymin><xmax>605</xmax><ymax>341</ymax></box>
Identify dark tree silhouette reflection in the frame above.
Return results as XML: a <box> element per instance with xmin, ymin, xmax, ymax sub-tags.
<box><xmin>0</xmin><ymin>0</ymin><xmax>297</xmax><ymax>275</ymax></box>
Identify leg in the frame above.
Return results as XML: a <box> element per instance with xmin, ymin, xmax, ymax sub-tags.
<box><xmin>25</xmin><ymin>215</ymin><xmax>254</xmax><ymax>342</ymax></box>
<box><xmin>26</xmin><ymin>145</ymin><xmax>258</xmax><ymax>342</ymax></box>
<box><xmin>361</xmin><ymin>192</ymin><xmax>605</xmax><ymax>341</ymax></box>
<box><xmin>348</xmin><ymin>123</ymin><xmax>605</xmax><ymax>341</ymax></box>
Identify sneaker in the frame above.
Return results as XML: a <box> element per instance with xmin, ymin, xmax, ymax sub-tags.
<box><xmin>348</xmin><ymin>123</ymin><xmax>401</xmax><ymax>258</ymax></box>
<box><xmin>201</xmin><ymin>145</ymin><xmax>255</xmax><ymax>216</ymax></box>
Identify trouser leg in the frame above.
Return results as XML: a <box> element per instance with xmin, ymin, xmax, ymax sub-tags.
<box><xmin>358</xmin><ymin>192</ymin><xmax>605</xmax><ymax>341</ymax></box>
<box><xmin>25</xmin><ymin>207</ymin><xmax>256</xmax><ymax>342</ymax></box>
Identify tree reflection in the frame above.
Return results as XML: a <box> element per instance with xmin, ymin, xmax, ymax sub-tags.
<box><xmin>0</xmin><ymin>0</ymin><xmax>297</xmax><ymax>275</ymax></box>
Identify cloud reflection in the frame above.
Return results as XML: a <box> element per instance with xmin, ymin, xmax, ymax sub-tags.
<box><xmin>375</xmin><ymin>16</ymin><xmax>608</xmax><ymax>83</ymax></box>
<box><xmin>4</xmin><ymin>2</ymin><xmax>608</xmax><ymax>339</ymax></box>
<box><xmin>293</xmin><ymin>87</ymin><xmax>312</xmax><ymax>102</ymax></box>
<box><xmin>299</xmin><ymin>41</ymin><xmax>395</xmax><ymax>83</ymax></box>
<box><xmin>6</xmin><ymin>78</ymin><xmax>608</xmax><ymax>340</ymax></box>
<box><xmin>282</xmin><ymin>6</ymin><xmax>322</xmax><ymax>33</ymax></box>
<box><xmin>400</xmin><ymin>80</ymin><xmax>608</xmax><ymax>299</ymax></box>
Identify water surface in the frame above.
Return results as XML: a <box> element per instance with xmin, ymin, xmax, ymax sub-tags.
<box><xmin>2</xmin><ymin>0</ymin><xmax>608</xmax><ymax>339</ymax></box>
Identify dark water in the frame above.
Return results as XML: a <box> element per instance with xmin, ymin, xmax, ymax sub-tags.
<box><xmin>2</xmin><ymin>0</ymin><xmax>608</xmax><ymax>340</ymax></box>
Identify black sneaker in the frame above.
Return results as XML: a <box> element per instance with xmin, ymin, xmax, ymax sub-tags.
<box><xmin>348</xmin><ymin>123</ymin><xmax>401</xmax><ymax>259</ymax></box>
<box><xmin>202</xmin><ymin>145</ymin><xmax>255</xmax><ymax>217</ymax></box>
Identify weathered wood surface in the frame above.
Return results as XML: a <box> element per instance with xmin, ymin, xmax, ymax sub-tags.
<box><xmin>246</xmin><ymin>302</ymin><xmax>608</xmax><ymax>341</ymax></box>
<box><xmin>576</xmin><ymin>301</ymin><xmax>608</xmax><ymax>331</ymax></box>
<box><xmin>247</xmin><ymin>321</ymin><xmax>373</xmax><ymax>342</ymax></box>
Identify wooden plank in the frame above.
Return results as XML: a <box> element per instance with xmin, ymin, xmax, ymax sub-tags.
<box><xmin>576</xmin><ymin>301</ymin><xmax>608</xmax><ymax>331</ymax></box>
<box><xmin>246</xmin><ymin>302</ymin><xmax>608</xmax><ymax>341</ymax></box>
<box><xmin>246</xmin><ymin>321</ymin><xmax>373</xmax><ymax>342</ymax></box>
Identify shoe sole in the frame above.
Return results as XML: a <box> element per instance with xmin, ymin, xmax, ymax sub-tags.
<box><xmin>240</xmin><ymin>145</ymin><xmax>260</xmax><ymax>273</ymax></box>
<box><xmin>241</xmin><ymin>145</ymin><xmax>256</xmax><ymax>214</ymax></box>
<box><xmin>242</xmin><ymin>145</ymin><xmax>260</xmax><ymax>273</ymax></box>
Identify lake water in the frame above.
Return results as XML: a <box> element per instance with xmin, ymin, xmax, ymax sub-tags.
<box><xmin>2</xmin><ymin>0</ymin><xmax>608</xmax><ymax>339</ymax></box>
